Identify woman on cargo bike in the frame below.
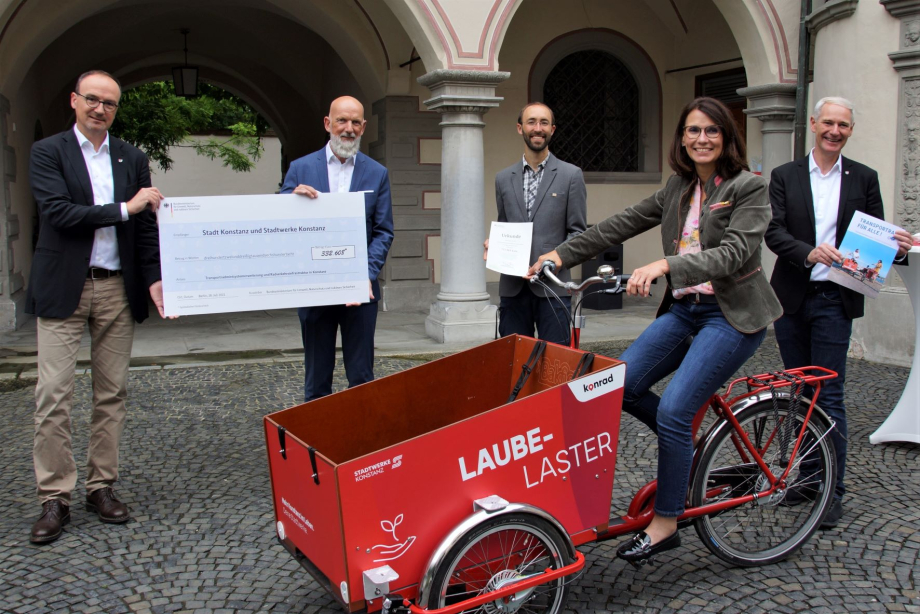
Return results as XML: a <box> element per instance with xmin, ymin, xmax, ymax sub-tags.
<box><xmin>530</xmin><ymin>97</ymin><xmax>782</xmax><ymax>566</ymax></box>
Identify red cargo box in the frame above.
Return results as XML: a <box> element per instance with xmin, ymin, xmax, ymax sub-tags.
<box><xmin>264</xmin><ymin>335</ymin><xmax>625</xmax><ymax>612</ymax></box>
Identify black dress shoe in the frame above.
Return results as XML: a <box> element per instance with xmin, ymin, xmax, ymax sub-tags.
<box><xmin>616</xmin><ymin>530</ymin><xmax>681</xmax><ymax>567</ymax></box>
<box><xmin>30</xmin><ymin>500</ymin><xmax>70</xmax><ymax>544</ymax></box>
<box><xmin>820</xmin><ymin>497</ymin><xmax>843</xmax><ymax>529</ymax></box>
<box><xmin>86</xmin><ymin>487</ymin><xmax>130</xmax><ymax>524</ymax></box>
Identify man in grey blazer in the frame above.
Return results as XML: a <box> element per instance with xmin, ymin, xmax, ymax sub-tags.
<box><xmin>485</xmin><ymin>102</ymin><xmax>587</xmax><ymax>344</ymax></box>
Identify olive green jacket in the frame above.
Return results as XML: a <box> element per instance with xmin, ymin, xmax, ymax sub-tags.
<box><xmin>556</xmin><ymin>171</ymin><xmax>782</xmax><ymax>333</ymax></box>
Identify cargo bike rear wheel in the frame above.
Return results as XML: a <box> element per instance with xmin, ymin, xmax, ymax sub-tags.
<box><xmin>689</xmin><ymin>397</ymin><xmax>837</xmax><ymax>567</ymax></box>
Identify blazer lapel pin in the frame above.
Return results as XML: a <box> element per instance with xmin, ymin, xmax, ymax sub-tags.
<box><xmin>118</xmin><ymin>158</ymin><xmax>123</xmax><ymax>163</ymax></box>
<box><xmin>552</xmin><ymin>193</ymin><xmax>557</xmax><ymax>197</ymax></box>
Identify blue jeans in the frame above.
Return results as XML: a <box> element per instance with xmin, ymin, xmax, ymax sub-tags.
<box><xmin>620</xmin><ymin>301</ymin><xmax>766</xmax><ymax>517</ymax></box>
<box><xmin>773</xmin><ymin>286</ymin><xmax>851</xmax><ymax>498</ymax></box>
<box><xmin>499</xmin><ymin>286</ymin><xmax>572</xmax><ymax>345</ymax></box>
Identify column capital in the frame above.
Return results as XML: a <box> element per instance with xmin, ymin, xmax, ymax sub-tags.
<box><xmin>418</xmin><ymin>69</ymin><xmax>510</xmax><ymax>115</ymax></box>
<box><xmin>890</xmin><ymin>48</ymin><xmax>920</xmax><ymax>71</ymax></box>
<box><xmin>807</xmin><ymin>0</ymin><xmax>858</xmax><ymax>33</ymax></box>
<box><xmin>885</xmin><ymin>0</ymin><xmax>920</xmax><ymax>69</ymax></box>
<box><xmin>881</xmin><ymin>0</ymin><xmax>920</xmax><ymax>18</ymax></box>
<box><xmin>738</xmin><ymin>84</ymin><xmax>798</xmax><ymax>126</ymax></box>
<box><xmin>739</xmin><ymin>84</ymin><xmax>797</xmax><ymax>178</ymax></box>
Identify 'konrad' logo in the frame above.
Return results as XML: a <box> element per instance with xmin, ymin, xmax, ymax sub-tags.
<box><xmin>568</xmin><ymin>364</ymin><xmax>625</xmax><ymax>402</ymax></box>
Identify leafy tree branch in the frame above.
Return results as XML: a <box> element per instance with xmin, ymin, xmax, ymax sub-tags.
<box><xmin>111</xmin><ymin>82</ymin><xmax>268</xmax><ymax>173</ymax></box>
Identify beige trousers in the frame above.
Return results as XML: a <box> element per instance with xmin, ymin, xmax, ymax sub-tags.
<box><xmin>33</xmin><ymin>276</ymin><xmax>135</xmax><ymax>504</ymax></box>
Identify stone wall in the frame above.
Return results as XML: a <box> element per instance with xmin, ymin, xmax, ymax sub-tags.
<box><xmin>371</xmin><ymin>96</ymin><xmax>443</xmax><ymax>312</ymax></box>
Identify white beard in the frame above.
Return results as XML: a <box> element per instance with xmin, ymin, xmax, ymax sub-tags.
<box><xmin>330</xmin><ymin>132</ymin><xmax>361</xmax><ymax>159</ymax></box>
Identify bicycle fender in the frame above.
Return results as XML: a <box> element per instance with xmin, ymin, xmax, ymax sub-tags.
<box><xmin>698</xmin><ymin>391</ymin><xmax>834</xmax><ymax>453</ymax></box>
<box><xmin>416</xmin><ymin>502</ymin><xmax>575</xmax><ymax>608</ymax></box>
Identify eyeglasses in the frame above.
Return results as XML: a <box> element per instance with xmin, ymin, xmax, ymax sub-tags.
<box><xmin>684</xmin><ymin>125</ymin><xmax>722</xmax><ymax>138</ymax></box>
<box><xmin>74</xmin><ymin>92</ymin><xmax>119</xmax><ymax>113</ymax></box>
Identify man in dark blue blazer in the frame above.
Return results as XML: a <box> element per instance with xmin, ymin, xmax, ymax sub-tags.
<box><xmin>765</xmin><ymin>96</ymin><xmax>913</xmax><ymax>529</ymax></box>
<box><xmin>281</xmin><ymin>96</ymin><xmax>394</xmax><ymax>401</ymax></box>
<box><xmin>26</xmin><ymin>70</ymin><xmax>167</xmax><ymax>544</ymax></box>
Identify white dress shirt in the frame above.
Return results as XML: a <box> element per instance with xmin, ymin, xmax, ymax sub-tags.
<box><xmin>73</xmin><ymin>125</ymin><xmax>129</xmax><ymax>270</ymax></box>
<box><xmin>808</xmin><ymin>148</ymin><xmax>843</xmax><ymax>282</ymax></box>
<box><xmin>326</xmin><ymin>141</ymin><xmax>356</xmax><ymax>193</ymax></box>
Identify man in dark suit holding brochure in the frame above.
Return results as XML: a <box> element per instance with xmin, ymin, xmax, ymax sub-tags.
<box><xmin>765</xmin><ymin>96</ymin><xmax>912</xmax><ymax>529</ymax></box>
<box><xmin>281</xmin><ymin>96</ymin><xmax>394</xmax><ymax>401</ymax></box>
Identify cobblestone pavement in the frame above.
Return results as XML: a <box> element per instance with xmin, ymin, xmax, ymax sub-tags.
<box><xmin>0</xmin><ymin>340</ymin><xmax>917</xmax><ymax>614</ymax></box>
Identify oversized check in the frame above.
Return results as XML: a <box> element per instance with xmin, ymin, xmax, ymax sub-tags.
<box><xmin>158</xmin><ymin>193</ymin><xmax>368</xmax><ymax>316</ymax></box>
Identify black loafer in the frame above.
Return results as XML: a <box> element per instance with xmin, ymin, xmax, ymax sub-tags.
<box><xmin>616</xmin><ymin>530</ymin><xmax>681</xmax><ymax>567</ymax></box>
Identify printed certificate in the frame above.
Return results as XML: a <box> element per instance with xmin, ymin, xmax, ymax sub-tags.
<box><xmin>486</xmin><ymin>221</ymin><xmax>533</xmax><ymax>277</ymax></box>
<box><xmin>158</xmin><ymin>193</ymin><xmax>368</xmax><ymax>316</ymax></box>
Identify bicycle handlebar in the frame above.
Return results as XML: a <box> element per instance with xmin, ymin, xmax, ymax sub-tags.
<box><xmin>534</xmin><ymin>259</ymin><xmax>630</xmax><ymax>294</ymax></box>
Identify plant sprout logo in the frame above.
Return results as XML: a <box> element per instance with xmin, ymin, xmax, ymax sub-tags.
<box><xmin>371</xmin><ymin>514</ymin><xmax>416</xmax><ymax>562</ymax></box>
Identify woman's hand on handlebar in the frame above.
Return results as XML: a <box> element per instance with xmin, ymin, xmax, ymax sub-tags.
<box><xmin>526</xmin><ymin>250</ymin><xmax>563</xmax><ymax>279</ymax></box>
<box><xmin>627</xmin><ymin>259</ymin><xmax>669</xmax><ymax>297</ymax></box>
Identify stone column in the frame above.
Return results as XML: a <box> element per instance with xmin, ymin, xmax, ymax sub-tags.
<box><xmin>737</xmin><ymin>84</ymin><xmax>797</xmax><ymax>280</ymax></box>
<box><xmin>417</xmin><ymin>69</ymin><xmax>509</xmax><ymax>343</ymax></box>
<box><xmin>0</xmin><ymin>94</ymin><xmax>22</xmax><ymax>331</ymax></box>
<box><xmin>737</xmin><ymin>84</ymin><xmax>798</xmax><ymax>179</ymax></box>
<box><xmin>883</xmin><ymin>0</ymin><xmax>920</xmax><ymax>235</ymax></box>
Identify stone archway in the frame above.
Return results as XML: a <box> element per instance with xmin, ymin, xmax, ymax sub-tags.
<box><xmin>0</xmin><ymin>0</ymin><xmax>424</xmax><ymax>328</ymax></box>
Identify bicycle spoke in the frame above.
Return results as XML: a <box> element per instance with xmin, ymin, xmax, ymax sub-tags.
<box><xmin>692</xmin><ymin>400</ymin><xmax>835</xmax><ymax>566</ymax></box>
<box><xmin>436</xmin><ymin>522</ymin><xmax>567</xmax><ymax>614</ymax></box>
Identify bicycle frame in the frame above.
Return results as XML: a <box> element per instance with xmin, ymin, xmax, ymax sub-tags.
<box><xmin>535</xmin><ymin>262</ymin><xmax>839</xmax><ymax>543</ymax></box>
<box><xmin>589</xmin><ymin>366</ymin><xmax>837</xmax><ymax>544</ymax></box>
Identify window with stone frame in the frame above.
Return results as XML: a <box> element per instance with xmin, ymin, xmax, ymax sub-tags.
<box><xmin>530</xmin><ymin>29</ymin><xmax>661</xmax><ymax>183</ymax></box>
<box><xmin>543</xmin><ymin>50</ymin><xmax>640</xmax><ymax>173</ymax></box>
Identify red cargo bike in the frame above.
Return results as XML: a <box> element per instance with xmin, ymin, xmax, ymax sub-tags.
<box><xmin>263</xmin><ymin>265</ymin><xmax>838</xmax><ymax>614</ymax></box>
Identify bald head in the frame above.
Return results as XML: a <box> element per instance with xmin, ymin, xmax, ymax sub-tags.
<box><xmin>329</xmin><ymin>96</ymin><xmax>364</xmax><ymax>119</ymax></box>
<box><xmin>325</xmin><ymin>96</ymin><xmax>367</xmax><ymax>161</ymax></box>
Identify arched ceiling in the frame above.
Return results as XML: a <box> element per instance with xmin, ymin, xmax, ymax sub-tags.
<box><xmin>0</xmin><ymin>0</ymin><xmax>789</xmax><ymax>148</ymax></box>
<box><xmin>0</xmin><ymin>0</ymin><xmax>424</xmax><ymax>157</ymax></box>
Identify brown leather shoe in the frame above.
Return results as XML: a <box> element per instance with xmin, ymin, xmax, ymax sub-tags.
<box><xmin>85</xmin><ymin>487</ymin><xmax>130</xmax><ymax>524</ymax></box>
<box><xmin>30</xmin><ymin>500</ymin><xmax>70</xmax><ymax>544</ymax></box>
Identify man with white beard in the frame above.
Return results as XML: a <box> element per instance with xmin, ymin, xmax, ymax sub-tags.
<box><xmin>281</xmin><ymin>96</ymin><xmax>394</xmax><ymax>401</ymax></box>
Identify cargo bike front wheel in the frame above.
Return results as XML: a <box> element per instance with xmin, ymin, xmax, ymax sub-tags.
<box><xmin>425</xmin><ymin>514</ymin><xmax>574</xmax><ymax>614</ymax></box>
